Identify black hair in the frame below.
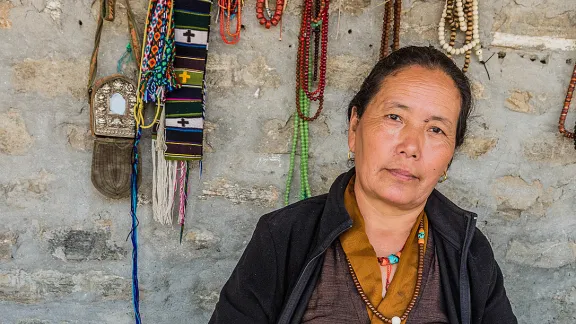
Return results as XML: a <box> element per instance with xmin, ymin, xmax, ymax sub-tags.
<box><xmin>347</xmin><ymin>46</ymin><xmax>473</xmax><ymax>148</ymax></box>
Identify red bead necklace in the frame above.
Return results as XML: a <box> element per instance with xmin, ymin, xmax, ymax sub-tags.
<box><xmin>219</xmin><ymin>0</ymin><xmax>242</xmax><ymax>44</ymax></box>
<box><xmin>558</xmin><ymin>62</ymin><xmax>576</xmax><ymax>139</ymax></box>
<box><xmin>295</xmin><ymin>0</ymin><xmax>330</xmax><ymax>121</ymax></box>
<box><xmin>256</xmin><ymin>0</ymin><xmax>285</xmax><ymax>29</ymax></box>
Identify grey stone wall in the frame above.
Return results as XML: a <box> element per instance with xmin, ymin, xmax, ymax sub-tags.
<box><xmin>0</xmin><ymin>0</ymin><xmax>575</xmax><ymax>323</ymax></box>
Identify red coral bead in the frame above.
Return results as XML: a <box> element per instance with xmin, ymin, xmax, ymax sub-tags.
<box><xmin>259</xmin><ymin>18</ymin><xmax>267</xmax><ymax>25</ymax></box>
<box><xmin>265</xmin><ymin>21</ymin><xmax>271</xmax><ymax>29</ymax></box>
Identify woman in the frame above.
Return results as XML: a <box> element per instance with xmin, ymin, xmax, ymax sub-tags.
<box><xmin>209</xmin><ymin>46</ymin><xmax>517</xmax><ymax>324</ymax></box>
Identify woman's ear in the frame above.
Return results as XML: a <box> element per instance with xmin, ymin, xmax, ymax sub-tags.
<box><xmin>348</xmin><ymin>107</ymin><xmax>359</xmax><ymax>153</ymax></box>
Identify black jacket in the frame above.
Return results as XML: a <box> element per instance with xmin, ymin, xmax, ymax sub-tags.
<box><xmin>210</xmin><ymin>169</ymin><xmax>517</xmax><ymax>324</ymax></box>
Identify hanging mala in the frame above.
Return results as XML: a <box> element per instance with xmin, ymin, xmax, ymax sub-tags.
<box><xmin>218</xmin><ymin>0</ymin><xmax>242</xmax><ymax>44</ymax></box>
<box><xmin>284</xmin><ymin>0</ymin><xmax>329</xmax><ymax>205</ymax></box>
<box><xmin>557</xmin><ymin>61</ymin><xmax>576</xmax><ymax>150</ymax></box>
<box><xmin>347</xmin><ymin>220</ymin><xmax>426</xmax><ymax>324</ymax></box>
<box><xmin>379</xmin><ymin>0</ymin><xmax>401</xmax><ymax>59</ymax></box>
<box><xmin>256</xmin><ymin>0</ymin><xmax>285</xmax><ymax>29</ymax></box>
<box><xmin>438</xmin><ymin>0</ymin><xmax>482</xmax><ymax>72</ymax></box>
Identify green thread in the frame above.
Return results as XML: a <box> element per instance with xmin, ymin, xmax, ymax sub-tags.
<box><xmin>117</xmin><ymin>43</ymin><xmax>134</xmax><ymax>74</ymax></box>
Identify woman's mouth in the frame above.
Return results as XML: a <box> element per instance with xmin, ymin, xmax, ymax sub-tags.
<box><xmin>386</xmin><ymin>168</ymin><xmax>418</xmax><ymax>181</ymax></box>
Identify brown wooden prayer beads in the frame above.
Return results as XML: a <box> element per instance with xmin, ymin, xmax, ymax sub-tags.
<box><xmin>379</xmin><ymin>0</ymin><xmax>401</xmax><ymax>59</ymax></box>
<box><xmin>558</xmin><ymin>63</ymin><xmax>576</xmax><ymax>139</ymax></box>
<box><xmin>346</xmin><ymin>219</ymin><xmax>425</xmax><ymax>323</ymax></box>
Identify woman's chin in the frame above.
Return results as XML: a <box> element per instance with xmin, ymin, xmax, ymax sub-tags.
<box><xmin>374</xmin><ymin>187</ymin><xmax>422</xmax><ymax>209</ymax></box>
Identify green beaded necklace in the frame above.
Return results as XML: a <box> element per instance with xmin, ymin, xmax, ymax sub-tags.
<box><xmin>285</xmin><ymin>57</ymin><xmax>313</xmax><ymax>204</ymax></box>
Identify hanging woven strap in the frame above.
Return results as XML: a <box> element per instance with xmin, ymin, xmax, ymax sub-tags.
<box><xmin>88</xmin><ymin>0</ymin><xmax>142</xmax><ymax>96</ymax></box>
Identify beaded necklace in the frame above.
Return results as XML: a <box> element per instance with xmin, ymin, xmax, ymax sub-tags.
<box><xmin>438</xmin><ymin>0</ymin><xmax>482</xmax><ymax>72</ymax></box>
<box><xmin>558</xmin><ymin>62</ymin><xmax>576</xmax><ymax>146</ymax></box>
<box><xmin>347</xmin><ymin>220</ymin><xmax>426</xmax><ymax>324</ymax></box>
<box><xmin>377</xmin><ymin>249</ymin><xmax>403</xmax><ymax>290</ymax></box>
<box><xmin>379</xmin><ymin>0</ymin><xmax>401</xmax><ymax>59</ymax></box>
<box><xmin>218</xmin><ymin>0</ymin><xmax>242</xmax><ymax>44</ymax></box>
<box><xmin>284</xmin><ymin>0</ymin><xmax>330</xmax><ymax>204</ymax></box>
<box><xmin>256</xmin><ymin>0</ymin><xmax>285</xmax><ymax>29</ymax></box>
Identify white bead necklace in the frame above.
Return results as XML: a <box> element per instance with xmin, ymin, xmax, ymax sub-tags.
<box><xmin>438</xmin><ymin>0</ymin><xmax>483</xmax><ymax>63</ymax></box>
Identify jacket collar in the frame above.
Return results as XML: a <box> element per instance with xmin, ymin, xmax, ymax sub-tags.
<box><xmin>312</xmin><ymin>168</ymin><xmax>476</xmax><ymax>255</ymax></box>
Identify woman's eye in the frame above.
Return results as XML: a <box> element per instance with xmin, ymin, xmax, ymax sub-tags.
<box><xmin>387</xmin><ymin>114</ymin><xmax>401</xmax><ymax>121</ymax></box>
<box><xmin>430</xmin><ymin>127</ymin><xmax>444</xmax><ymax>134</ymax></box>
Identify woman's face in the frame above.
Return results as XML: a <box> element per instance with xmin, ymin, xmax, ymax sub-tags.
<box><xmin>348</xmin><ymin>65</ymin><xmax>461</xmax><ymax>210</ymax></box>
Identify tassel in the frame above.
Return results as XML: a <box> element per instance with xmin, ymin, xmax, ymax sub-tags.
<box><xmin>152</xmin><ymin>105</ymin><xmax>178</xmax><ymax>224</ymax></box>
<box><xmin>177</xmin><ymin>161</ymin><xmax>189</xmax><ymax>243</ymax></box>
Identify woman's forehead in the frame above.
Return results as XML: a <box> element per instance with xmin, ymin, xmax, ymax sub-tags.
<box><xmin>369</xmin><ymin>66</ymin><xmax>461</xmax><ymax>116</ymax></box>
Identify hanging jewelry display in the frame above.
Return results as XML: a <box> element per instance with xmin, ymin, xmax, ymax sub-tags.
<box><xmin>88</xmin><ymin>0</ymin><xmax>141</xmax><ymax>199</ymax></box>
<box><xmin>438</xmin><ymin>0</ymin><xmax>482</xmax><ymax>72</ymax></box>
<box><xmin>284</xmin><ymin>0</ymin><xmax>329</xmax><ymax>205</ymax></box>
<box><xmin>218</xmin><ymin>0</ymin><xmax>242</xmax><ymax>44</ymax></box>
<box><xmin>558</xmin><ymin>61</ymin><xmax>576</xmax><ymax>151</ymax></box>
<box><xmin>379</xmin><ymin>0</ymin><xmax>401</xmax><ymax>59</ymax></box>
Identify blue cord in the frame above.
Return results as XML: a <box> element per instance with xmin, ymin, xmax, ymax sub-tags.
<box><xmin>130</xmin><ymin>126</ymin><xmax>142</xmax><ymax>324</ymax></box>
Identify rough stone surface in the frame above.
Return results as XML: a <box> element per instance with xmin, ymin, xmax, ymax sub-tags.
<box><xmin>333</xmin><ymin>0</ymin><xmax>371</xmax><ymax>16</ymax></box>
<box><xmin>0</xmin><ymin>170</ymin><xmax>54</xmax><ymax>208</ymax></box>
<box><xmin>0</xmin><ymin>1</ymin><xmax>13</xmax><ymax>29</ymax></box>
<box><xmin>505</xmin><ymin>90</ymin><xmax>534</xmax><ymax>113</ymax></box>
<box><xmin>0</xmin><ymin>269</ymin><xmax>131</xmax><ymax>303</ymax></box>
<box><xmin>206</xmin><ymin>54</ymin><xmax>281</xmax><ymax>89</ymax></box>
<box><xmin>459</xmin><ymin>136</ymin><xmax>498</xmax><ymax>159</ymax></box>
<box><xmin>0</xmin><ymin>231</ymin><xmax>17</xmax><ymax>260</ymax></box>
<box><xmin>185</xmin><ymin>228</ymin><xmax>220</xmax><ymax>250</ymax></box>
<box><xmin>506</xmin><ymin>240</ymin><xmax>576</xmax><ymax>269</ymax></box>
<box><xmin>0</xmin><ymin>110</ymin><xmax>34</xmax><ymax>155</ymax></box>
<box><xmin>45</xmin><ymin>229</ymin><xmax>126</xmax><ymax>262</ymax></box>
<box><xmin>12</xmin><ymin>59</ymin><xmax>88</xmax><ymax>98</ymax></box>
<box><xmin>64</xmin><ymin>124</ymin><xmax>93</xmax><ymax>151</ymax></box>
<box><xmin>470</xmin><ymin>80</ymin><xmax>487</xmax><ymax>100</ymax></box>
<box><xmin>523</xmin><ymin>133</ymin><xmax>576</xmax><ymax>165</ymax></box>
<box><xmin>492</xmin><ymin>176</ymin><xmax>542</xmax><ymax>218</ymax></box>
<box><xmin>492</xmin><ymin>1</ymin><xmax>576</xmax><ymax>39</ymax></box>
<box><xmin>0</xmin><ymin>0</ymin><xmax>575</xmax><ymax>323</ymax></box>
<box><xmin>258</xmin><ymin>118</ymin><xmax>293</xmax><ymax>154</ymax></box>
<box><xmin>326</xmin><ymin>55</ymin><xmax>372</xmax><ymax>91</ymax></box>
<box><xmin>200</xmin><ymin>178</ymin><xmax>280</xmax><ymax>207</ymax></box>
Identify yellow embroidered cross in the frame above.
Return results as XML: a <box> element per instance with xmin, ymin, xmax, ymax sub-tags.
<box><xmin>179</xmin><ymin>71</ymin><xmax>190</xmax><ymax>83</ymax></box>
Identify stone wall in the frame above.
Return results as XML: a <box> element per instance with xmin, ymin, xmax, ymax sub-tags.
<box><xmin>1</xmin><ymin>0</ymin><xmax>575</xmax><ymax>323</ymax></box>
